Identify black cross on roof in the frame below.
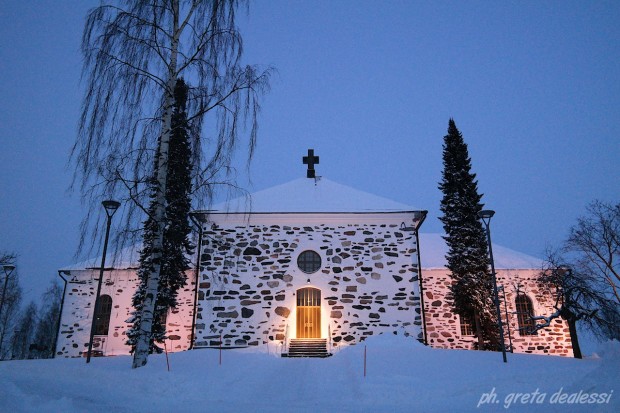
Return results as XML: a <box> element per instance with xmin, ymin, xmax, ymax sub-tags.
<box><xmin>302</xmin><ymin>149</ymin><xmax>319</xmax><ymax>178</ymax></box>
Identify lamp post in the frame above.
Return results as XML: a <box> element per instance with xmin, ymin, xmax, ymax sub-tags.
<box><xmin>499</xmin><ymin>285</ymin><xmax>513</xmax><ymax>353</ymax></box>
<box><xmin>0</xmin><ymin>263</ymin><xmax>16</xmax><ymax>356</ymax></box>
<box><xmin>478</xmin><ymin>209</ymin><xmax>508</xmax><ymax>363</ymax></box>
<box><xmin>86</xmin><ymin>200</ymin><xmax>120</xmax><ymax>363</ymax></box>
<box><xmin>0</xmin><ymin>264</ymin><xmax>16</xmax><ymax>319</ymax></box>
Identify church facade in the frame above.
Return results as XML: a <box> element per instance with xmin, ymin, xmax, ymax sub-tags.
<box><xmin>191</xmin><ymin>178</ymin><xmax>426</xmax><ymax>349</ymax></box>
<box><xmin>55</xmin><ymin>174</ymin><xmax>574</xmax><ymax>358</ymax></box>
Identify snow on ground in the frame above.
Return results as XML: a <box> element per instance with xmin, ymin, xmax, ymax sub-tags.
<box><xmin>1</xmin><ymin>334</ymin><xmax>617</xmax><ymax>413</ymax></box>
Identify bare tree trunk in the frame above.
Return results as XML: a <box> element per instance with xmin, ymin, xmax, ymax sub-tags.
<box><xmin>132</xmin><ymin>1</ymin><xmax>180</xmax><ymax>369</ymax></box>
<box><xmin>566</xmin><ymin>315</ymin><xmax>582</xmax><ymax>359</ymax></box>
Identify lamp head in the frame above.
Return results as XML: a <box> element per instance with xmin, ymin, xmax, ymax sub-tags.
<box><xmin>2</xmin><ymin>264</ymin><xmax>15</xmax><ymax>276</ymax></box>
<box><xmin>478</xmin><ymin>210</ymin><xmax>495</xmax><ymax>219</ymax></box>
<box><xmin>102</xmin><ymin>200</ymin><xmax>121</xmax><ymax>218</ymax></box>
<box><xmin>478</xmin><ymin>209</ymin><xmax>495</xmax><ymax>228</ymax></box>
<box><xmin>558</xmin><ymin>264</ymin><xmax>572</xmax><ymax>276</ymax></box>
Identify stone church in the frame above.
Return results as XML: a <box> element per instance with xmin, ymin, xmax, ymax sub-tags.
<box><xmin>55</xmin><ymin>154</ymin><xmax>574</xmax><ymax>358</ymax></box>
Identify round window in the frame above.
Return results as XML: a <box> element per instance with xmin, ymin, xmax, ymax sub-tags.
<box><xmin>297</xmin><ymin>250</ymin><xmax>322</xmax><ymax>274</ymax></box>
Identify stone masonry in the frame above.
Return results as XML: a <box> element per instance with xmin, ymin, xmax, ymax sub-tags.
<box><xmin>423</xmin><ymin>268</ymin><xmax>574</xmax><ymax>356</ymax></box>
<box><xmin>56</xmin><ymin>268</ymin><xmax>196</xmax><ymax>357</ymax></box>
<box><xmin>193</xmin><ymin>212</ymin><xmax>423</xmax><ymax>349</ymax></box>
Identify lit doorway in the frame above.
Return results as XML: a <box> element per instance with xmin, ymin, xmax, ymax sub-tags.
<box><xmin>296</xmin><ymin>287</ymin><xmax>321</xmax><ymax>338</ymax></box>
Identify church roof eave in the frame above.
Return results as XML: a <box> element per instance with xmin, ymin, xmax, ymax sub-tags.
<box><xmin>192</xmin><ymin>210</ymin><xmax>420</xmax><ymax>216</ymax></box>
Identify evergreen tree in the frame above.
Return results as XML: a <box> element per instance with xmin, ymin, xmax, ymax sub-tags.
<box><xmin>127</xmin><ymin>79</ymin><xmax>194</xmax><ymax>353</ymax></box>
<box><xmin>438</xmin><ymin>119</ymin><xmax>499</xmax><ymax>350</ymax></box>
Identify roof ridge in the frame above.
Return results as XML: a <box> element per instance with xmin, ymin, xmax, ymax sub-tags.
<box><xmin>210</xmin><ymin>177</ymin><xmax>416</xmax><ymax>213</ymax></box>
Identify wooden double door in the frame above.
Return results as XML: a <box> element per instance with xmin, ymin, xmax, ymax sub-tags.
<box><xmin>296</xmin><ymin>287</ymin><xmax>321</xmax><ymax>338</ymax></box>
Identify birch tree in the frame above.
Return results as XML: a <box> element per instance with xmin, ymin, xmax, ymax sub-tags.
<box><xmin>72</xmin><ymin>0</ymin><xmax>270</xmax><ymax>368</ymax></box>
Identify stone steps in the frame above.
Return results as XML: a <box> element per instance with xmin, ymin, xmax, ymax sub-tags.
<box><xmin>282</xmin><ymin>338</ymin><xmax>332</xmax><ymax>358</ymax></box>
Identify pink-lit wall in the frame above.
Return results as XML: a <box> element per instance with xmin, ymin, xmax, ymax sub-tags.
<box><xmin>56</xmin><ymin>269</ymin><xmax>196</xmax><ymax>357</ymax></box>
<box><xmin>423</xmin><ymin>268</ymin><xmax>574</xmax><ymax>356</ymax></box>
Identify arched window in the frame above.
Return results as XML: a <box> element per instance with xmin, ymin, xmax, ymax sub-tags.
<box><xmin>515</xmin><ymin>295</ymin><xmax>536</xmax><ymax>336</ymax></box>
<box><xmin>93</xmin><ymin>295</ymin><xmax>113</xmax><ymax>336</ymax></box>
<box><xmin>156</xmin><ymin>309</ymin><xmax>168</xmax><ymax>331</ymax></box>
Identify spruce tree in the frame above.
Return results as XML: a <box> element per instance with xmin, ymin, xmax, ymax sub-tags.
<box><xmin>438</xmin><ymin>119</ymin><xmax>499</xmax><ymax>350</ymax></box>
<box><xmin>127</xmin><ymin>79</ymin><xmax>194</xmax><ymax>353</ymax></box>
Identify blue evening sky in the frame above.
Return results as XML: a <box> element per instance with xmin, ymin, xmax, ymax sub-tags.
<box><xmin>1</xmin><ymin>1</ymin><xmax>619</xmax><ymax>301</ymax></box>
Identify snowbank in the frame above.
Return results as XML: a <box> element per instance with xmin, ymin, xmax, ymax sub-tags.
<box><xmin>0</xmin><ymin>334</ymin><xmax>617</xmax><ymax>413</ymax></box>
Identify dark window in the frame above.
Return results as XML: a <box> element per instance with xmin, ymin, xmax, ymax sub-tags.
<box><xmin>297</xmin><ymin>250</ymin><xmax>321</xmax><ymax>274</ymax></box>
<box><xmin>516</xmin><ymin>295</ymin><xmax>536</xmax><ymax>336</ymax></box>
<box><xmin>94</xmin><ymin>294</ymin><xmax>112</xmax><ymax>335</ymax></box>
<box><xmin>157</xmin><ymin>310</ymin><xmax>168</xmax><ymax>330</ymax></box>
<box><xmin>460</xmin><ymin>312</ymin><xmax>475</xmax><ymax>336</ymax></box>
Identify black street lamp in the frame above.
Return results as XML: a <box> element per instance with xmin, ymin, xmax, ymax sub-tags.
<box><xmin>498</xmin><ymin>285</ymin><xmax>514</xmax><ymax>353</ymax></box>
<box><xmin>0</xmin><ymin>264</ymin><xmax>16</xmax><ymax>318</ymax></box>
<box><xmin>478</xmin><ymin>209</ymin><xmax>508</xmax><ymax>363</ymax></box>
<box><xmin>86</xmin><ymin>200</ymin><xmax>120</xmax><ymax>363</ymax></box>
<box><xmin>0</xmin><ymin>263</ymin><xmax>16</xmax><ymax>356</ymax></box>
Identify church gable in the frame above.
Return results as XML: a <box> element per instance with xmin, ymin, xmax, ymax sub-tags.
<box><xmin>210</xmin><ymin>177</ymin><xmax>416</xmax><ymax>214</ymax></box>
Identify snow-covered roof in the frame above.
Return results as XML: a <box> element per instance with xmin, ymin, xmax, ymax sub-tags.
<box><xmin>61</xmin><ymin>233</ymin><xmax>543</xmax><ymax>271</ymax></box>
<box><xmin>419</xmin><ymin>233</ymin><xmax>544</xmax><ymax>270</ymax></box>
<box><xmin>60</xmin><ymin>244</ymin><xmax>142</xmax><ymax>272</ymax></box>
<box><xmin>60</xmin><ymin>244</ymin><xmax>197</xmax><ymax>272</ymax></box>
<box><xmin>207</xmin><ymin>177</ymin><xmax>416</xmax><ymax>213</ymax></box>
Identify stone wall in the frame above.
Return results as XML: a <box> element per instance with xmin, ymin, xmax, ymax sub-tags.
<box><xmin>56</xmin><ymin>269</ymin><xmax>196</xmax><ymax>357</ymax></box>
<box><xmin>422</xmin><ymin>268</ymin><xmax>574</xmax><ymax>356</ymax></box>
<box><xmin>194</xmin><ymin>213</ymin><xmax>423</xmax><ymax>349</ymax></box>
